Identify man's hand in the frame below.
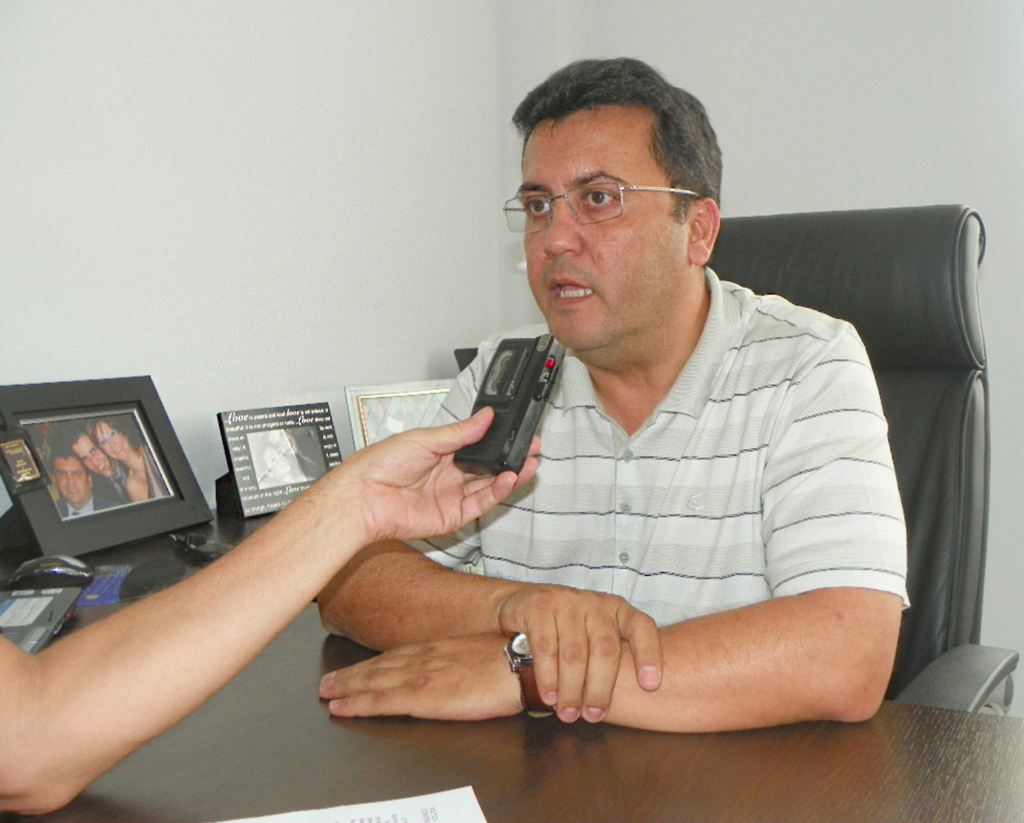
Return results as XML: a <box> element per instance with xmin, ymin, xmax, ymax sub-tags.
<box><xmin>494</xmin><ymin>586</ymin><xmax>662</xmax><ymax>723</ymax></box>
<box><xmin>321</xmin><ymin>407</ymin><xmax>539</xmax><ymax>547</ymax></box>
<box><xmin>319</xmin><ymin>634</ymin><xmax>522</xmax><ymax>721</ymax></box>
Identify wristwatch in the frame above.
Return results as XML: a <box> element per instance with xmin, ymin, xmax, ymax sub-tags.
<box><xmin>504</xmin><ymin>633</ymin><xmax>554</xmax><ymax>717</ymax></box>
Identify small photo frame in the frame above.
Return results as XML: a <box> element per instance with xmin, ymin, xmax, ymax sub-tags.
<box><xmin>0</xmin><ymin>377</ymin><xmax>211</xmax><ymax>557</ymax></box>
<box><xmin>345</xmin><ymin>380</ymin><xmax>453</xmax><ymax>451</ymax></box>
<box><xmin>217</xmin><ymin>403</ymin><xmax>341</xmax><ymax>518</ymax></box>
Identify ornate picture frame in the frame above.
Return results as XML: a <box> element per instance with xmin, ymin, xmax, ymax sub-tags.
<box><xmin>345</xmin><ymin>380</ymin><xmax>453</xmax><ymax>451</ymax></box>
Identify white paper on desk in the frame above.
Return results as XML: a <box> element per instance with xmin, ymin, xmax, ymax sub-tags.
<box><xmin>222</xmin><ymin>786</ymin><xmax>488</xmax><ymax>823</ymax></box>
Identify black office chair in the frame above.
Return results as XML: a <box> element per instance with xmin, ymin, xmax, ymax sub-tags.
<box><xmin>711</xmin><ymin>204</ymin><xmax>1017</xmax><ymax>712</ymax></box>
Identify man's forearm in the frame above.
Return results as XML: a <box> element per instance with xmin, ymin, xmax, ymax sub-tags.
<box><xmin>318</xmin><ymin>553</ymin><xmax>666</xmax><ymax>719</ymax></box>
<box><xmin>316</xmin><ymin>540</ymin><xmax>521</xmax><ymax>649</ymax></box>
<box><xmin>600</xmin><ymin>588</ymin><xmax>903</xmax><ymax>732</ymax></box>
<box><xmin>318</xmin><ymin>585</ymin><xmax>899</xmax><ymax>732</ymax></box>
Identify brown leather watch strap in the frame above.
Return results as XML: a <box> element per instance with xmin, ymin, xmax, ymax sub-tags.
<box><xmin>505</xmin><ymin>634</ymin><xmax>554</xmax><ymax>718</ymax></box>
<box><xmin>516</xmin><ymin>658</ymin><xmax>553</xmax><ymax>717</ymax></box>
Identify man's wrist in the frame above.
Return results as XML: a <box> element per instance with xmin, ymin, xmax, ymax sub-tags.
<box><xmin>504</xmin><ymin>633</ymin><xmax>554</xmax><ymax>717</ymax></box>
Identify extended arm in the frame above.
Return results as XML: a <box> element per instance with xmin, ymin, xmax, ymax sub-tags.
<box><xmin>0</xmin><ymin>408</ymin><xmax>535</xmax><ymax>815</ymax></box>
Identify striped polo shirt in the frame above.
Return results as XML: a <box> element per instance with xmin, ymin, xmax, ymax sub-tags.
<box><xmin>412</xmin><ymin>269</ymin><xmax>908</xmax><ymax>627</ymax></box>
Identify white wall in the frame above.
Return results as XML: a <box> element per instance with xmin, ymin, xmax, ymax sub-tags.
<box><xmin>0</xmin><ymin>0</ymin><xmax>503</xmax><ymax>495</ymax></box>
<box><xmin>499</xmin><ymin>1</ymin><xmax>1024</xmax><ymax>710</ymax></box>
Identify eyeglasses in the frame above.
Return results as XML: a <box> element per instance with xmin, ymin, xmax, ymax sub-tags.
<box><xmin>503</xmin><ymin>178</ymin><xmax>699</xmax><ymax>233</ymax></box>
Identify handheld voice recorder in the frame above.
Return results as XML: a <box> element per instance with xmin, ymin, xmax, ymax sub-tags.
<box><xmin>454</xmin><ymin>334</ymin><xmax>564</xmax><ymax>475</ymax></box>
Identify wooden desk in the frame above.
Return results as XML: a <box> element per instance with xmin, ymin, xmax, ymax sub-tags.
<box><xmin>15</xmin><ymin>604</ymin><xmax>1024</xmax><ymax>823</ymax></box>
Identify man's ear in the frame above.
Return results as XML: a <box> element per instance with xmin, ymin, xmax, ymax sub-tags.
<box><xmin>686</xmin><ymin>198</ymin><xmax>721</xmax><ymax>267</ymax></box>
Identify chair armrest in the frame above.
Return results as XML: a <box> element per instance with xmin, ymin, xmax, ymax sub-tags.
<box><xmin>893</xmin><ymin>644</ymin><xmax>1018</xmax><ymax>713</ymax></box>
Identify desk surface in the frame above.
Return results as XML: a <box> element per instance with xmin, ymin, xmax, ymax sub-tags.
<box><xmin>15</xmin><ymin>603</ymin><xmax>1024</xmax><ymax>823</ymax></box>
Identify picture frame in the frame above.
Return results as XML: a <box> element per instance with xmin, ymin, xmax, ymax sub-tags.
<box><xmin>345</xmin><ymin>380</ymin><xmax>453</xmax><ymax>451</ymax></box>
<box><xmin>217</xmin><ymin>402</ymin><xmax>341</xmax><ymax>518</ymax></box>
<box><xmin>0</xmin><ymin>376</ymin><xmax>212</xmax><ymax>557</ymax></box>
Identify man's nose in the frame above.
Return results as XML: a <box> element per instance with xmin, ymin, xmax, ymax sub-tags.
<box><xmin>541</xmin><ymin>196</ymin><xmax>583</xmax><ymax>255</ymax></box>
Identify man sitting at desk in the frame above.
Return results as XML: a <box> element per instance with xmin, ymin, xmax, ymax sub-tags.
<box><xmin>316</xmin><ymin>58</ymin><xmax>909</xmax><ymax>732</ymax></box>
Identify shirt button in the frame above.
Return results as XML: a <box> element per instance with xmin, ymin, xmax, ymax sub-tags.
<box><xmin>618</xmin><ymin>552</ymin><xmax>631</xmax><ymax>565</ymax></box>
<box><xmin>621</xmin><ymin>449</ymin><xmax>634</xmax><ymax>462</ymax></box>
<box><xmin>619</xmin><ymin>501</ymin><xmax>632</xmax><ymax>514</ymax></box>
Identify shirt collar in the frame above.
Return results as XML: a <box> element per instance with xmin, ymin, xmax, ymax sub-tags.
<box><xmin>68</xmin><ymin>498</ymin><xmax>96</xmax><ymax>516</ymax></box>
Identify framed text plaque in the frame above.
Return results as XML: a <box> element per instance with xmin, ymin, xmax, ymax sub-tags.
<box><xmin>217</xmin><ymin>403</ymin><xmax>341</xmax><ymax>518</ymax></box>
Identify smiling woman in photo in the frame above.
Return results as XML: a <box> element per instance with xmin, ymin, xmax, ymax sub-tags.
<box><xmin>88</xmin><ymin>417</ymin><xmax>170</xmax><ymax>502</ymax></box>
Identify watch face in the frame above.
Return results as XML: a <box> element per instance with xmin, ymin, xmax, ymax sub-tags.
<box><xmin>510</xmin><ymin>633</ymin><xmax>532</xmax><ymax>659</ymax></box>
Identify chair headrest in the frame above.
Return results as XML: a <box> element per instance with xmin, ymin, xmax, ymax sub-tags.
<box><xmin>710</xmin><ymin>205</ymin><xmax>985</xmax><ymax>369</ymax></box>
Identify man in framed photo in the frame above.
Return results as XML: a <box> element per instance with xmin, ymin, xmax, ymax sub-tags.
<box><xmin>69</xmin><ymin>426</ymin><xmax>131</xmax><ymax>506</ymax></box>
<box><xmin>49</xmin><ymin>443</ymin><xmax>116</xmax><ymax>519</ymax></box>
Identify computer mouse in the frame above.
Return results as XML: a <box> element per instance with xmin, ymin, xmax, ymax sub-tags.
<box><xmin>6</xmin><ymin>554</ymin><xmax>95</xmax><ymax>590</ymax></box>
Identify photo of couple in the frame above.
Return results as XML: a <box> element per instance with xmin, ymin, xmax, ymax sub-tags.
<box><xmin>24</xmin><ymin>411</ymin><xmax>173</xmax><ymax>521</ymax></box>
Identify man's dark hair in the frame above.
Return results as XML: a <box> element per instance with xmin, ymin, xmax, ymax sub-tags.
<box><xmin>47</xmin><ymin>426</ymin><xmax>86</xmax><ymax>470</ymax></box>
<box><xmin>512</xmin><ymin>58</ymin><xmax>722</xmax><ymax>210</ymax></box>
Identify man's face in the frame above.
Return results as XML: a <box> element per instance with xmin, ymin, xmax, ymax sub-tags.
<box><xmin>72</xmin><ymin>434</ymin><xmax>114</xmax><ymax>477</ymax></box>
<box><xmin>520</xmin><ymin>105</ymin><xmax>703</xmax><ymax>368</ymax></box>
<box><xmin>53</xmin><ymin>456</ymin><xmax>93</xmax><ymax>509</ymax></box>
